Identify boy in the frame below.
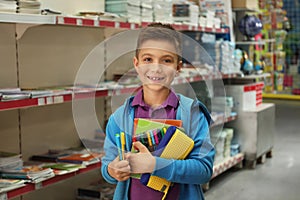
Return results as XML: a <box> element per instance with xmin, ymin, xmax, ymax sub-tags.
<box><xmin>101</xmin><ymin>23</ymin><xmax>215</xmax><ymax>200</ymax></box>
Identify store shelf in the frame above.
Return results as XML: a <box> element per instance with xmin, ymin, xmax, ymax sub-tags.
<box><xmin>0</xmin><ymin>13</ymin><xmax>56</xmax><ymax>24</ymax></box>
<box><xmin>56</xmin><ymin>16</ymin><xmax>140</xmax><ymax>29</ymax></box>
<box><xmin>263</xmin><ymin>93</ymin><xmax>300</xmax><ymax>100</ymax></box>
<box><xmin>0</xmin><ymin>12</ymin><xmax>229</xmax><ymax>33</ymax></box>
<box><xmin>141</xmin><ymin>22</ymin><xmax>229</xmax><ymax>33</ymax></box>
<box><xmin>235</xmin><ymin>39</ymin><xmax>276</xmax><ymax>45</ymax></box>
<box><xmin>211</xmin><ymin>113</ymin><xmax>237</xmax><ymax>127</ymax></box>
<box><xmin>211</xmin><ymin>153</ymin><xmax>244</xmax><ymax>179</ymax></box>
<box><xmin>2</xmin><ymin>162</ymin><xmax>101</xmax><ymax>200</ymax></box>
<box><xmin>0</xmin><ymin>73</ymin><xmax>238</xmax><ymax>112</ymax></box>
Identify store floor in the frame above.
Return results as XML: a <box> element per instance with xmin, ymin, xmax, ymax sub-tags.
<box><xmin>204</xmin><ymin>99</ymin><xmax>300</xmax><ymax>200</ymax></box>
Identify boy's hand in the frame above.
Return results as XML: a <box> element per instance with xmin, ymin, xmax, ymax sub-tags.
<box><xmin>126</xmin><ymin>141</ymin><xmax>156</xmax><ymax>174</ymax></box>
<box><xmin>108</xmin><ymin>156</ymin><xmax>131</xmax><ymax>182</ymax></box>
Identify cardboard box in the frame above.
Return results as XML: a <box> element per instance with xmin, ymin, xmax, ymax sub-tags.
<box><xmin>232</xmin><ymin>0</ymin><xmax>258</xmax><ymax>10</ymax></box>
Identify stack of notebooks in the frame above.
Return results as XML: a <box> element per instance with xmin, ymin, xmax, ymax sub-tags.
<box><xmin>0</xmin><ymin>0</ymin><xmax>41</xmax><ymax>14</ymax></box>
<box><xmin>116</xmin><ymin>118</ymin><xmax>194</xmax><ymax>200</ymax></box>
<box><xmin>0</xmin><ymin>151</ymin><xmax>23</xmax><ymax>171</ymax></box>
<box><xmin>0</xmin><ymin>165</ymin><xmax>55</xmax><ymax>183</ymax></box>
<box><xmin>0</xmin><ymin>0</ymin><xmax>17</xmax><ymax>13</ymax></box>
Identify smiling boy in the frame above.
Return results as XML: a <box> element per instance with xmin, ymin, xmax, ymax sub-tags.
<box><xmin>101</xmin><ymin>23</ymin><xmax>215</xmax><ymax>200</ymax></box>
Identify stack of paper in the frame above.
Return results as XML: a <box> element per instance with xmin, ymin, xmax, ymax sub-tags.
<box><xmin>210</xmin><ymin>130</ymin><xmax>226</xmax><ymax>164</ymax></box>
<box><xmin>223</xmin><ymin>128</ymin><xmax>234</xmax><ymax>159</ymax></box>
<box><xmin>0</xmin><ymin>165</ymin><xmax>55</xmax><ymax>183</ymax></box>
<box><xmin>0</xmin><ymin>88</ymin><xmax>30</xmax><ymax>102</ymax></box>
<box><xmin>153</xmin><ymin>0</ymin><xmax>173</xmax><ymax>24</ymax></box>
<box><xmin>0</xmin><ymin>151</ymin><xmax>23</xmax><ymax>171</ymax></box>
<box><xmin>141</xmin><ymin>0</ymin><xmax>153</xmax><ymax>22</ymax></box>
<box><xmin>126</xmin><ymin>0</ymin><xmax>141</xmax><ymax>23</ymax></box>
<box><xmin>16</xmin><ymin>0</ymin><xmax>41</xmax><ymax>14</ymax></box>
<box><xmin>0</xmin><ymin>0</ymin><xmax>16</xmax><ymax>13</ymax></box>
<box><xmin>0</xmin><ymin>179</ymin><xmax>26</xmax><ymax>193</ymax></box>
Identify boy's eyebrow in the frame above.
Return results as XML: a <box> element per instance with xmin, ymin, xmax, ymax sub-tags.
<box><xmin>140</xmin><ymin>52</ymin><xmax>176</xmax><ymax>58</ymax></box>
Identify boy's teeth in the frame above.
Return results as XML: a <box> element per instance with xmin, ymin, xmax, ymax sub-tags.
<box><xmin>150</xmin><ymin>77</ymin><xmax>162</xmax><ymax>80</ymax></box>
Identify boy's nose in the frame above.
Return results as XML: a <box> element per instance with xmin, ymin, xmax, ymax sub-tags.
<box><xmin>151</xmin><ymin>64</ymin><xmax>163</xmax><ymax>72</ymax></box>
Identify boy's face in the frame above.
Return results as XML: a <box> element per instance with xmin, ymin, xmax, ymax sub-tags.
<box><xmin>133</xmin><ymin>39</ymin><xmax>182</xmax><ymax>92</ymax></box>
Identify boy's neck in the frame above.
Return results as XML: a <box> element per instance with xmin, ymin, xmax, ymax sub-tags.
<box><xmin>143</xmin><ymin>87</ymin><xmax>170</xmax><ymax>108</ymax></box>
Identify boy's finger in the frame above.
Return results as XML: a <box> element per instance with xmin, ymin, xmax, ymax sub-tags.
<box><xmin>133</xmin><ymin>141</ymin><xmax>149</xmax><ymax>153</ymax></box>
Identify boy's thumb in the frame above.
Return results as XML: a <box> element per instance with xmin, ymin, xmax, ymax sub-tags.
<box><xmin>133</xmin><ymin>141</ymin><xmax>149</xmax><ymax>153</ymax></box>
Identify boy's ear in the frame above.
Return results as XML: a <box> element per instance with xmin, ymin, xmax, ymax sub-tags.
<box><xmin>133</xmin><ymin>56</ymin><xmax>139</xmax><ymax>68</ymax></box>
<box><xmin>177</xmin><ymin>60</ymin><xmax>182</xmax><ymax>71</ymax></box>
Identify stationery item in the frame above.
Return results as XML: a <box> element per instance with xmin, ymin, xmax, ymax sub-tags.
<box><xmin>132</xmin><ymin>118</ymin><xmax>183</xmax><ymax>152</ymax></box>
<box><xmin>140</xmin><ymin>126</ymin><xmax>194</xmax><ymax>200</ymax></box>
<box><xmin>120</xmin><ymin>132</ymin><xmax>126</xmax><ymax>160</ymax></box>
<box><xmin>134</xmin><ymin>118</ymin><xmax>182</xmax><ymax>135</ymax></box>
<box><xmin>115</xmin><ymin>134</ymin><xmax>122</xmax><ymax>160</ymax></box>
<box><xmin>130</xmin><ymin>119</ymin><xmax>183</xmax><ymax>179</ymax></box>
<box><xmin>0</xmin><ymin>165</ymin><xmax>55</xmax><ymax>183</ymax></box>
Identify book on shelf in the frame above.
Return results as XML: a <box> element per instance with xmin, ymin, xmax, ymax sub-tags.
<box><xmin>0</xmin><ymin>178</ymin><xmax>26</xmax><ymax>187</ymax></box>
<box><xmin>0</xmin><ymin>179</ymin><xmax>26</xmax><ymax>193</ymax></box>
<box><xmin>0</xmin><ymin>151</ymin><xmax>23</xmax><ymax>171</ymax></box>
<box><xmin>0</xmin><ymin>92</ymin><xmax>31</xmax><ymax>101</ymax></box>
<box><xmin>41</xmin><ymin>163</ymin><xmax>84</xmax><ymax>175</ymax></box>
<box><xmin>30</xmin><ymin>151</ymin><xmax>71</xmax><ymax>163</ymax></box>
<box><xmin>57</xmin><ymin>153</ymin><xmax>101</xmax><ymax>166</ymax></box>
<box><xmin>0</xmin><ymin>151</ymin><xmax>21</xmax><ymax>164</ymax></box>
<box><xmin>0</xmin><ymin>165</ymin><xmax>55</xmax><ymax>183</ymax></box>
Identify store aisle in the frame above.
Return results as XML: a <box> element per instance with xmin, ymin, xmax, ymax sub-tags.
<box><xmin>204</xmin><ymin>100</ymin><xmax>300</xmax><ymax>200</ymax></box>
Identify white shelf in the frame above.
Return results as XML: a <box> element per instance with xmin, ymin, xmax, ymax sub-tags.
<box><xmin>212</xmin><ymin>153</ymin><xmax>244</xmax><ymax>179</ymax></box>
<box><xmin>0</xmin><ymin>12</ymin><xmax>229</xmax><ymax>33</ymax></box>
<box><xmin>235</xmin><ymin>39</ymin><xmax>276</xmax><ymax>45</ymax></box>
<box><xmin>0</xmin><ymin>12</ymin><xmax>56</xmax><ymax>24</ymax></box>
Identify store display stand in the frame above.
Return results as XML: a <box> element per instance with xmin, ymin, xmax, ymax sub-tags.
<box><xmin>226</xmin><ymin>103</ymin><xmax>275</xmax><ymax>169</ymax></box>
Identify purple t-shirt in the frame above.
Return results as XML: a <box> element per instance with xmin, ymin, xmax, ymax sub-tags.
<box><xmin>129</xmin><ymin>89</ymin><xmax>180</xmax><ymax>200</ymax></box>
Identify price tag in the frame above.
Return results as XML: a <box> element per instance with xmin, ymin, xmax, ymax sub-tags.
<box><xmin>38</xmin><ymin>98</ymin><xmax>45</xmax><ymax>106</ymax></box>
<box><xmin>130</xmin><ymin>23</ymin><xmax>135</xmax><ymax>30</ymax></box>
<box><xmin>54</xmin><ymin>96</ymin><xmax>64</xmax><ymax>104</ymax></box>
<box><xmin>46</xmin><ymin>97</ymin><xmax>53</xmax><ymax>104</ymax></box>
<box><xmin>94</xmin><ymin>20</ymin><xmax>99</xmax><ymax>27</ymax></box>
<box><xmin>35</xmin><ymin>182</ymin><xmax>43</xmax><ymax>190</ymax></box>
<box><xmin>76</xmin><ymin>19</ymin><xmax>83</xmax><ymax>26</ymax></box>
<box><xmin>57</xmin><ymin>17</ymin><xmax>64</xmax><ymax>24</ymax></box>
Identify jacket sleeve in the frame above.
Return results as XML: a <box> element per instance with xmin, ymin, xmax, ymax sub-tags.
<box><xmin>101</xmin><ymin>114</ymin><xmax>120</xmax><ymax>185</ymax></box>
<box><xmin>151</xmin><ymin>108</ymin><xmax>215</xmax><ymax>184</ymax></box>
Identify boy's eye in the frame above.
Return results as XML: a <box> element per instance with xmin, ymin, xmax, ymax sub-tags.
<box><xmin>164</xmin><ymin>59</ymin><xmax>172</xmax><ymax>63</ymax></box>
<box><xmin>143</xmin><ymin>57</ymin><xmax>152</xmax><ymax>63</ymax></box>
<box><xmin>162</xmin><ymin>58</ymin><xmax>174</xmax><ymax>64</ymax></box>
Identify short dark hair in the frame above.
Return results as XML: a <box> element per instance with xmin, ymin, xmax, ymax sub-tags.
<box><xmin>135</xmin><ymin>22</ymin><xmax>182</xmax><ymax>62</ymax></box>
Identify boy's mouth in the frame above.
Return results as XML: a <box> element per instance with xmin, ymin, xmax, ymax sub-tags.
<box><xmin>147</xmin><ymin>76</ymin><xmax>164</xmax><ymax>81</ymax></box>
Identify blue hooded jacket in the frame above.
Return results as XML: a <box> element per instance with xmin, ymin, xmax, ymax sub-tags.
<box><xmin>101</xmin><ymin>94</ymin><xmax>215</xmax><ymax>200</ymax></box>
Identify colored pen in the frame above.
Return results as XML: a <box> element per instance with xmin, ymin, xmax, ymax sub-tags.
<box><xmin>115</xmin><ymin>133</ymin><xmax>122</xmax><ymax>160</ymax></box>
<box><xmin>150</xmin><ymin>130</ymin><xmax>156</xmax><ymax>150</ymax></box>
<box><xmin>120</xmin><ymin>132</ymin><xmax>126</xmax><ymax>160</ymax></box>
<box><xmin>147</xmin><ymin>131</ymin><xmax>152</xmax><ymax>146</ymax></box>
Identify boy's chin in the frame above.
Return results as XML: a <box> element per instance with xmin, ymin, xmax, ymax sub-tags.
<box><xmin>143</xmin><ymin>83</ymin><xmax>171</xmax><ymax>91</ymax></box>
